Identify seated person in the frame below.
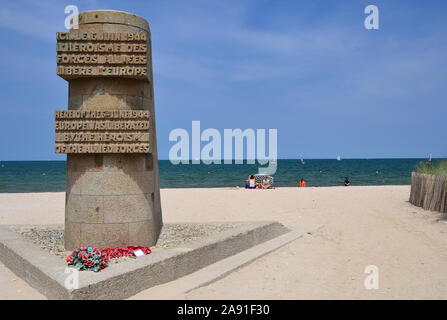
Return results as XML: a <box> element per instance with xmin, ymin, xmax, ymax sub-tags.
<box><xmin>246</xmin><ymin>175</ymin><xmax>256</xmax><ymax>189</ymax></box>
<box><xmin>262</xmin><ymin>176</ymin><xmax>271</xmax><ymax>189</ymax></box>
<box><xmin>299</xmin><ymin>178</ymin><xmax>306</xmax><ymax>188</ymax></box>
<box><xmin>344</xmin><ymin>177</ymin><xmax>350</xmax><ymax>186</ymax></box>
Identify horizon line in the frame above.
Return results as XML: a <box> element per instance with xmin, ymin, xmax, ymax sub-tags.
<box><xmin>0</xmin><ymin>157</ymin><xmax>439</xmax><ymax>162</ymax></box>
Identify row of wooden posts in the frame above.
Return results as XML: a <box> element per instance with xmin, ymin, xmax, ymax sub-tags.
<box><xmin>409</xmin><ymin>172</ymin><xmax>447</xmax><ymax>217</ymax></box>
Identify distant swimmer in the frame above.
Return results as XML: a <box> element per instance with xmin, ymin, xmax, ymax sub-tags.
<box><xmin>299</xmin><ymin>178</ymin><xmax>306</xmax><ymax>188</ymax></box>
<box><xmin>344</xmin><ymin>177</ymin><xmax>350</xmax><ymax>186</ymax></box>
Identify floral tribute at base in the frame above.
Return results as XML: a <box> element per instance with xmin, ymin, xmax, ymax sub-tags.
<box><xmin>66</xmin><ymin>246</ymin><xmax>152</xmax><ymax>272</ymax></box>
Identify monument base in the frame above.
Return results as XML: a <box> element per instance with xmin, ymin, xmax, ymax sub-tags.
<box><xmin>0</xmin><ymin>221</ymin><xmax>321</xmax><ymax>299</ymax></box>
<box><xmin>65</xmin><ymin>154</ymin><xmax>162</xmax><ymax>250</ymax></box>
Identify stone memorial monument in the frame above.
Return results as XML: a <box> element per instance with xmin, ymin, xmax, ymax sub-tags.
<box><xmin>55</xmin><ymin>10</ymin><xmax>162</xmax><ymax>250</ymax></box>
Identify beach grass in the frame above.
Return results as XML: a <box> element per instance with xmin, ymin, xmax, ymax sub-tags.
<box><xmin>415</xmin><ymin>159</ymin><xmax>447</xmax><ymax>176</ymax></box>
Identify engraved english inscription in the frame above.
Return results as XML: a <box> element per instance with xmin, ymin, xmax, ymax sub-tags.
<box><xmin>55</xmin><ymin>110</ymin><xmax>151</xmax><ymax>154</ymax></box>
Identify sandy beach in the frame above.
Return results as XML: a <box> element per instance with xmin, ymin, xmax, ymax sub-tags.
<box><xmin>1</xmin><ymin>186</ymin><xmax>447</xmax><ymax>299</ymax></box>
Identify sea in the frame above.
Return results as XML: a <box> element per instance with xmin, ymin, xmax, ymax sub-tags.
<box><xmin>0</xmin><ymin>159</ymin><xmax>429</xmax><ymax>193</ymax></box>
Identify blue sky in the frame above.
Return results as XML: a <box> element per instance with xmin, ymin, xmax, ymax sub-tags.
<box><xmin>0</xmin><ymin>0</ymin><xmax>446</xmax><ymax>160</ymax></box>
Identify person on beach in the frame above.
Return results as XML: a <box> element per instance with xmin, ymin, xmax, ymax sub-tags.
<box><xmin>246</xmin><ymin>175</ymin><xmax>256</xmax><ymax>189</ymax></box>
<box><xmin>262</xmin><ymin>176</ymin><xmax>271</xmax><ymax>189</ymax></box>
<box><xmin>344</xmin><ymin>177</ymin><xmax>350</xmax><ymax>186</ymax></box>
<box><xmin>299</xmin><ymin>178</ymin><xmax>306</xmax><ymax>188</ymax></box>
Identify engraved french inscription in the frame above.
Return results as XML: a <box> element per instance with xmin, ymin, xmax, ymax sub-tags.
<box><xmin>56</xmin><ymin>32</ymin><xmax>149</xmax><ymax>81</ymax></box>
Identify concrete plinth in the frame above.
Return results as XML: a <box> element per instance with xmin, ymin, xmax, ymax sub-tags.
<box><xmin>0</xmin><ymin>222</ymin><xmax>302</xmax><ymax>299</ymax></box>
<box><xmin>56</xmin><ymin>10</ymin><xmax>162</xmax><ymax>249</ymax></box>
